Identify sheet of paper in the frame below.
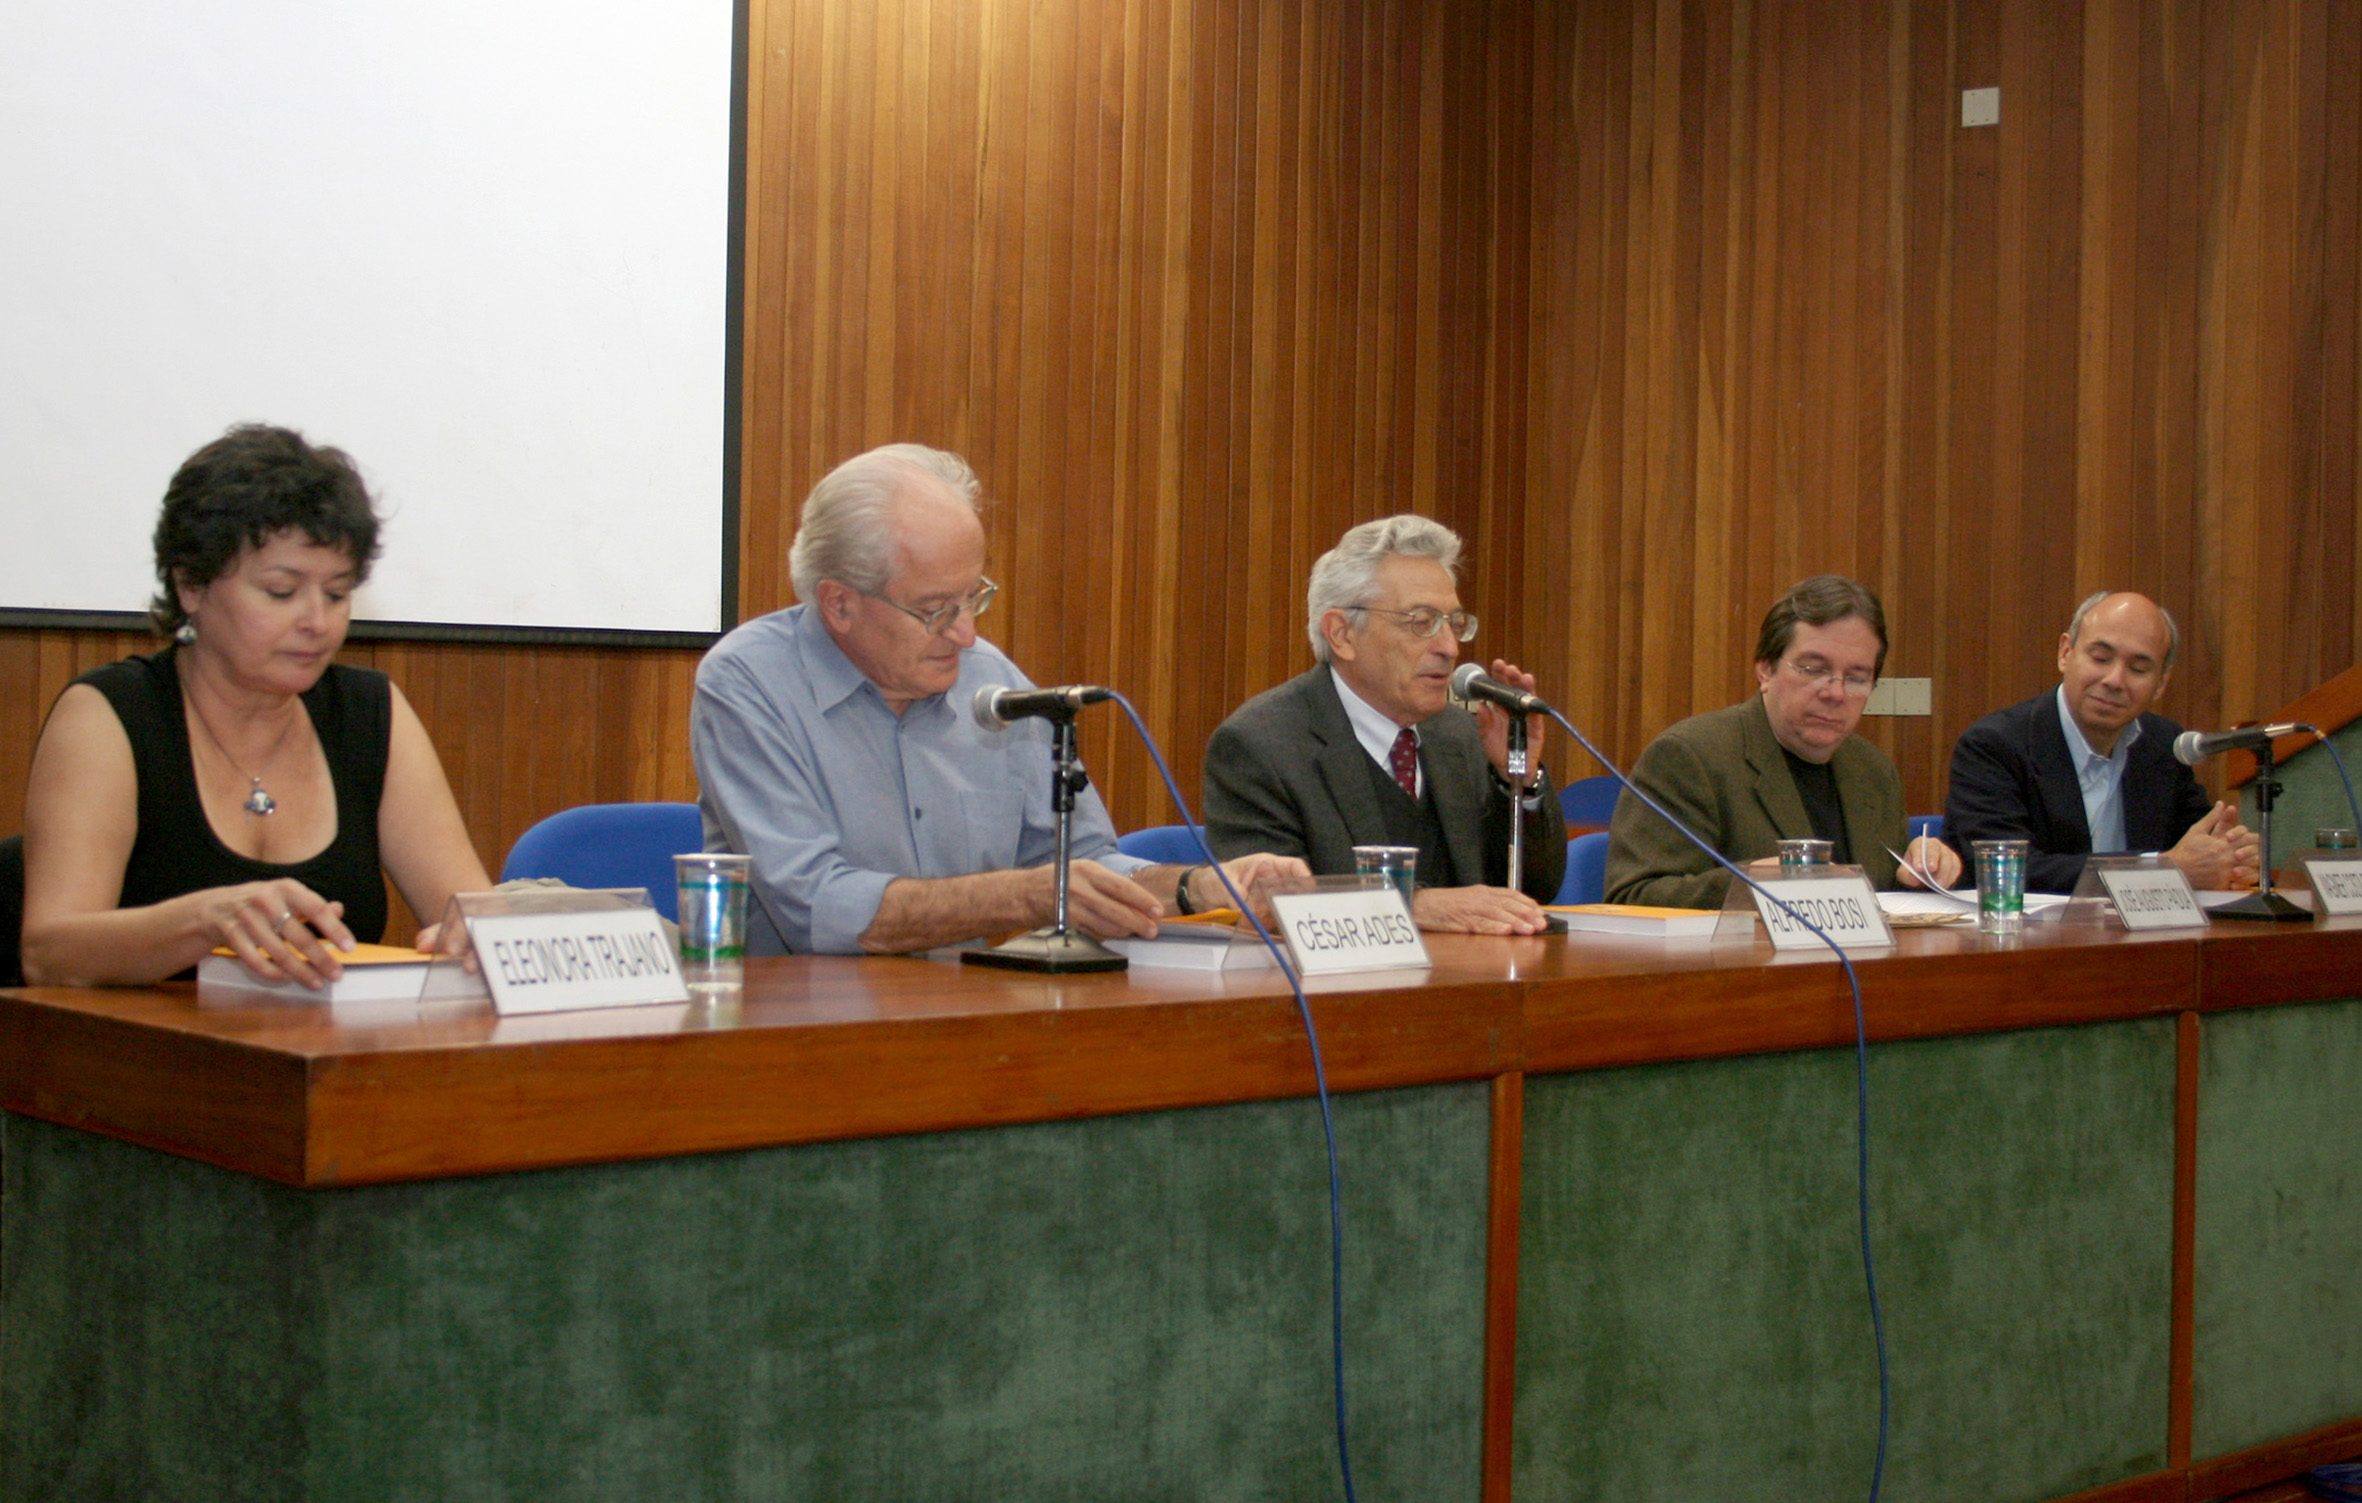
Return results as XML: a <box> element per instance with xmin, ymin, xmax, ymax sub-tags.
<box><xmin>1876</xmin><ymin>890</ymin><xmax>1979</xmax><ymax>916</ymax></box>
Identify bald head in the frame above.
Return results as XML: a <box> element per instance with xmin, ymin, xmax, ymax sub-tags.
<box><xmin>2057</xmin><ymin>591</ymin><xmax>2175</xmax><ymax>754</ymax></box>
<box><xmin>2065</xmin><ymin>590</ymin><xmax>2178</xmax><ymax>670</ymax></box>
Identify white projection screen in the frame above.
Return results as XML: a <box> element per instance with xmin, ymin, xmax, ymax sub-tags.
<box><xmin>0</xmin><ymin>0</ymin><xmax>741</xmax><ymax>642</ymax></box>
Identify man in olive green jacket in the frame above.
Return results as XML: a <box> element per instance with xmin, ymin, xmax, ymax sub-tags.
<box><xmin>1604</xmin><ymin>576</ymin><xmax>1961</xmax><ymax>910</ymax></box>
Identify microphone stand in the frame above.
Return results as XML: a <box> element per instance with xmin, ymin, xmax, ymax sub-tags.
<box><xmin>2212</xmin><ymin>739</ymin><xmax>2309</xmax><ymax>922</ymax></box>
<box><xmin>1500</xmin><ymin>711</ymin><xmax>1567</xmax><ymax>931</ymax></box>
<box><xmin>1505</xmin><ymin>713</ymin><xmax>1530</xmax><ymax>895</ymax></box>
<box><xmin>964</xmin><ymin>709</ymin><xmax>1131</xmax><ymax>971</ymax></box>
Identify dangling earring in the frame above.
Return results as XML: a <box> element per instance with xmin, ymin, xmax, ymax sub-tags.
<box><xmin>175</xmin><ymin>617</ymin><xmax>197</xmax><ymax>645</ymax></box>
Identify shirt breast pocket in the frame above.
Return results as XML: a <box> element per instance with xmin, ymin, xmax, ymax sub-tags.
<box><xmin>960</xmin><ymin>788</ymin><xmax>1028</xmax><ymax>871</ymax></box>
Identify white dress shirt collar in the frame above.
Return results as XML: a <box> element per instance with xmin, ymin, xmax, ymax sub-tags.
<box><xmin>1331</xmin><ymin>668</ymin><xmax>1421</xmax><ymax>797</ymax></box>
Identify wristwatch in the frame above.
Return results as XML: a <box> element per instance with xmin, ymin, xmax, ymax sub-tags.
<box><xmin>1494</xmin><ymin>765</ymin><xmax>1548</xmax><ymax>802</ymax></box>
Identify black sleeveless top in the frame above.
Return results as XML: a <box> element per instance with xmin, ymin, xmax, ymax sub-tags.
<box><xmin>77</xmin><ymin>648</ymin><xmax>392</xmax><ymax>944</ymax></box>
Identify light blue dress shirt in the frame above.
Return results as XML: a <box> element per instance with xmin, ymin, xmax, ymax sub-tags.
<box><xmin>691</xmin><ymin>604</ymin><xmax>1143</xmax><ymax>955</ymax></box>
<box><xmin>2055</xmin><ymin>684</ymin><xmax>2144</xmax><ymax>854</ymax></box>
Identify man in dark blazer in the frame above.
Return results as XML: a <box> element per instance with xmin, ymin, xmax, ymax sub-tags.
<box><xmin>1203</xmin><ymin>515</ymin><xmax>1565</xmax><ymax>934</ymax></box>
<box><xmin>1605</xmin><ymin>576</ymin><xmax>1962</xmax><ymax>909</ymax></box>
<box><xmin>1945</xmin><ymin>591</ymin><xmax>2257</xmax><ymax>893</ymax></box>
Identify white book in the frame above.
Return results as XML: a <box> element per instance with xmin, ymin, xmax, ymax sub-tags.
<box><xmin>1104</xmin><ymin>923</ymin><xmax>1283</xmax><ymax>971</ymax></box>
<box><xmin>197</xmin><ymin>943</ymin><xmax>434</xmax><ymax>1005</ymax></box>
<box><xmin>1548</xmin><ymin>903</ymin><xmax>1721</xmax><ymax>939</ymax></box>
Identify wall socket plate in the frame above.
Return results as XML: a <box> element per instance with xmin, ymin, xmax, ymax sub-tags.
<box><xmin>1961</xmin><ymin>87</ymin><xmax>2000</xmax><ymax>128</ymax></box>
<box><xmin>1864</xmin><ymin>677</ymin><xmax>1933</xmax><ymax>717</ymax></box>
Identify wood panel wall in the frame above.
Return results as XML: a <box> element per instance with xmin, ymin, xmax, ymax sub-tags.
<box><xmin>735</xmin><ymin>0</ymin><xmax>1530</xmax><ymax>828</ymax></box>
<box><xmin>1514</xmin><ymin>0</ymin><xmax>2362</xmax><ymax>808</ymax></box>
<box><xmin>6</xmin><ymin>0</ymin><xmax>2359</xmax><ymax>921</ymax></box>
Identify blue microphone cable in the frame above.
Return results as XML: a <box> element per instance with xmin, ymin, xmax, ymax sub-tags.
<box><xmin>1104</xmin><ymin>688</ymin><xmax>1897</xmax><ymax>1503</ymax></box>
<box><xmin>2286</xmin><ymin>725</ymin><xmax>2362</xmax><ymax>842</ymax></box>
<box><xmin>1108</xmin><ymin>692</ymin><xmax>1359</xmax><ymax>1503</ymax></box>
<box><xmin>1539</xmin><ymin>705</ymin><xmax>1892</xmax><ymax>1503</ymax></box>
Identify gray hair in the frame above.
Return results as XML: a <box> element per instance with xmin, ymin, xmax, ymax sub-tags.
<box><xmin>2066</xmin><ymin>589</ymin><xmax>2179</xmax><ymax>670</ymax></box>
<box><xmin>1304</xmin><ymin>514</ymin><xmax>1463</xmax><ymax>662</ymax></box>
<box><xmin>787</xmin><ymin>444</ymin><xmax>983</xmax><ymax>602</ymax></box>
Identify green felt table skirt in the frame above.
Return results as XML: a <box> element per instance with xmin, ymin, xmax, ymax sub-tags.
<box><xmin>5</xmin><ymin>999</ymin><xmax>2359</xmax><ymax>1501</ymax></box>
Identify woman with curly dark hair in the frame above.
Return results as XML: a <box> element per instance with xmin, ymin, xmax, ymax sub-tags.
<box><xmin>20</xmin><ymin>424</ymin><xmax>490</xmax><ymax>987</ymax></box>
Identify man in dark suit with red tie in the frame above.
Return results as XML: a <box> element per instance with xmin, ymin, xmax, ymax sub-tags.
<box><xmin>1201</xmin><ymin>515</ymin><xmax>1565</xmax><ymax>934</ymax></box>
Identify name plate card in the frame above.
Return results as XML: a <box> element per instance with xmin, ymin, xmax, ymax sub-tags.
<box><xmin>1749</xmin><ymin>875</ymin><xmax>1894</xmax><ymax>951</ymax></box>
<box><xmin>471</xmin><ymin>906</ymin><xmax>691</xmax><ymax>1015</ymax></box>
<box><xmin>2095</xmin><ymin>866</ymin><xmax>2207</xmax><ymax>930</ymax></box>
<box><xmin>2301</xmin><ymin>857</ymin><xmax>2362</xmax><ymax>917</ymax></box>
<box><xmin>1268</xmin><ymin>888</ymin><xmax>1430</xmax><ymax>976</ymax></box>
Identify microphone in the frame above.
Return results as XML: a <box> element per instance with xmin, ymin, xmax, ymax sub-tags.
<box><xmin>1451</xmin><ymin>662</ymin><xmax>1550</xmax><ymax>715</ymax></box>
<box><xmin>2172</xmin><ymin>723</ymin><xmax>2308</xmax><ymax>765</ymax></box>
<box><xmin>972</xmin><ymin>683</ymin><xmax>1116</xmax><ymax>728</ymax></box>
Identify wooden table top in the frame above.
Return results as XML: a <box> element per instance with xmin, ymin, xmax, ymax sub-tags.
<box><xmin>4</xmin><ymin>915</ymin><xmax>2357</xmax><ymax>1189</ymax></box>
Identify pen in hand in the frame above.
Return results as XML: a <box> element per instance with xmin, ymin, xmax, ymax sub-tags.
<box><xmin>1884</xmin><ymin>844</ymin><xmax>1972</xmax><ymax>902</ymax></box>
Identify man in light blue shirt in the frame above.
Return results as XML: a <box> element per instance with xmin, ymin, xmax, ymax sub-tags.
<box><xmin>2056</xmin><ymin>682</ymin><xmax>2136</xmax><ymax>855</ymax></box>
<box><xmin>693</xmin><ymin>444</ymin><xmax>1302</xmax><ymax>955</ymax></box>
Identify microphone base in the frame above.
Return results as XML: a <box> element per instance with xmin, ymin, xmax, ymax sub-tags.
<box><xmin>2210</xmin><ymin>890</ymin><xmax>2313</xmax><ymax>923</ymax></box>
<box><xmin>961</xmin><ymin>927</ymin><xmax>1131</xmax><ymax>973</ymax></box>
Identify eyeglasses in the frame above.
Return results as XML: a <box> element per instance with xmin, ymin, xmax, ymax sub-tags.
<box><xmin>1782</xmin><ymin>656</ymin><xmax>1876</xmax><ymax>698</ymax></box>
<box><xmin>1354</xmin><ymin>605</ymin><xmax>1480</xmax><ymax>642</ymax></box>
<box><xmin>869</xmin><ymin>576</ymin><xmax>997</xmax><ymax>635</ymax></box>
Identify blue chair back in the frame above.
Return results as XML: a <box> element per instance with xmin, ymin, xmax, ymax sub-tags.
<box><xmin>1907</xmin><ymin>814</ymin><xmax>1945</xmax><ymax>844</ymax></box>
<box><xmin>501</xmin><ymin>803</ymin><xmax>706</xmax><ymax>922</ymax></box>
<box><xmin>1116</xmin><ymin>824</ymin><xmax>1211</xmax><ymax>865</ymax></box>
<box><xmin>1554</xmin><ymin>831</ymin><xmax>1612</xmax><ymax>906</ymax></box>
<box><xmin>1559</xmin><ymin>775</ymin><xmax>1623</xmax><ymax>826</ymax></box>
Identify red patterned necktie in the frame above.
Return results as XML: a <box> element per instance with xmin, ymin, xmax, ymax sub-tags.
<box><xmin>1388</xmin><ymin>728</ymin><xmax>1419</xmax><ymax>796</ymax></box>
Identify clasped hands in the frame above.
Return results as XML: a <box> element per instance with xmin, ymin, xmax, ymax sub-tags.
<box><xmin>2167</xmin><ymin>801</ymin><xmax>2261</xmax><ymax>890</ymax></box>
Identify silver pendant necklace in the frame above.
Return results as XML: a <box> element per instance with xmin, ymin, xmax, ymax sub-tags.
<box><xmin>187</xmin><ymin>693</ymin><xmax>299</xmax><ymax>817</ymax></box>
